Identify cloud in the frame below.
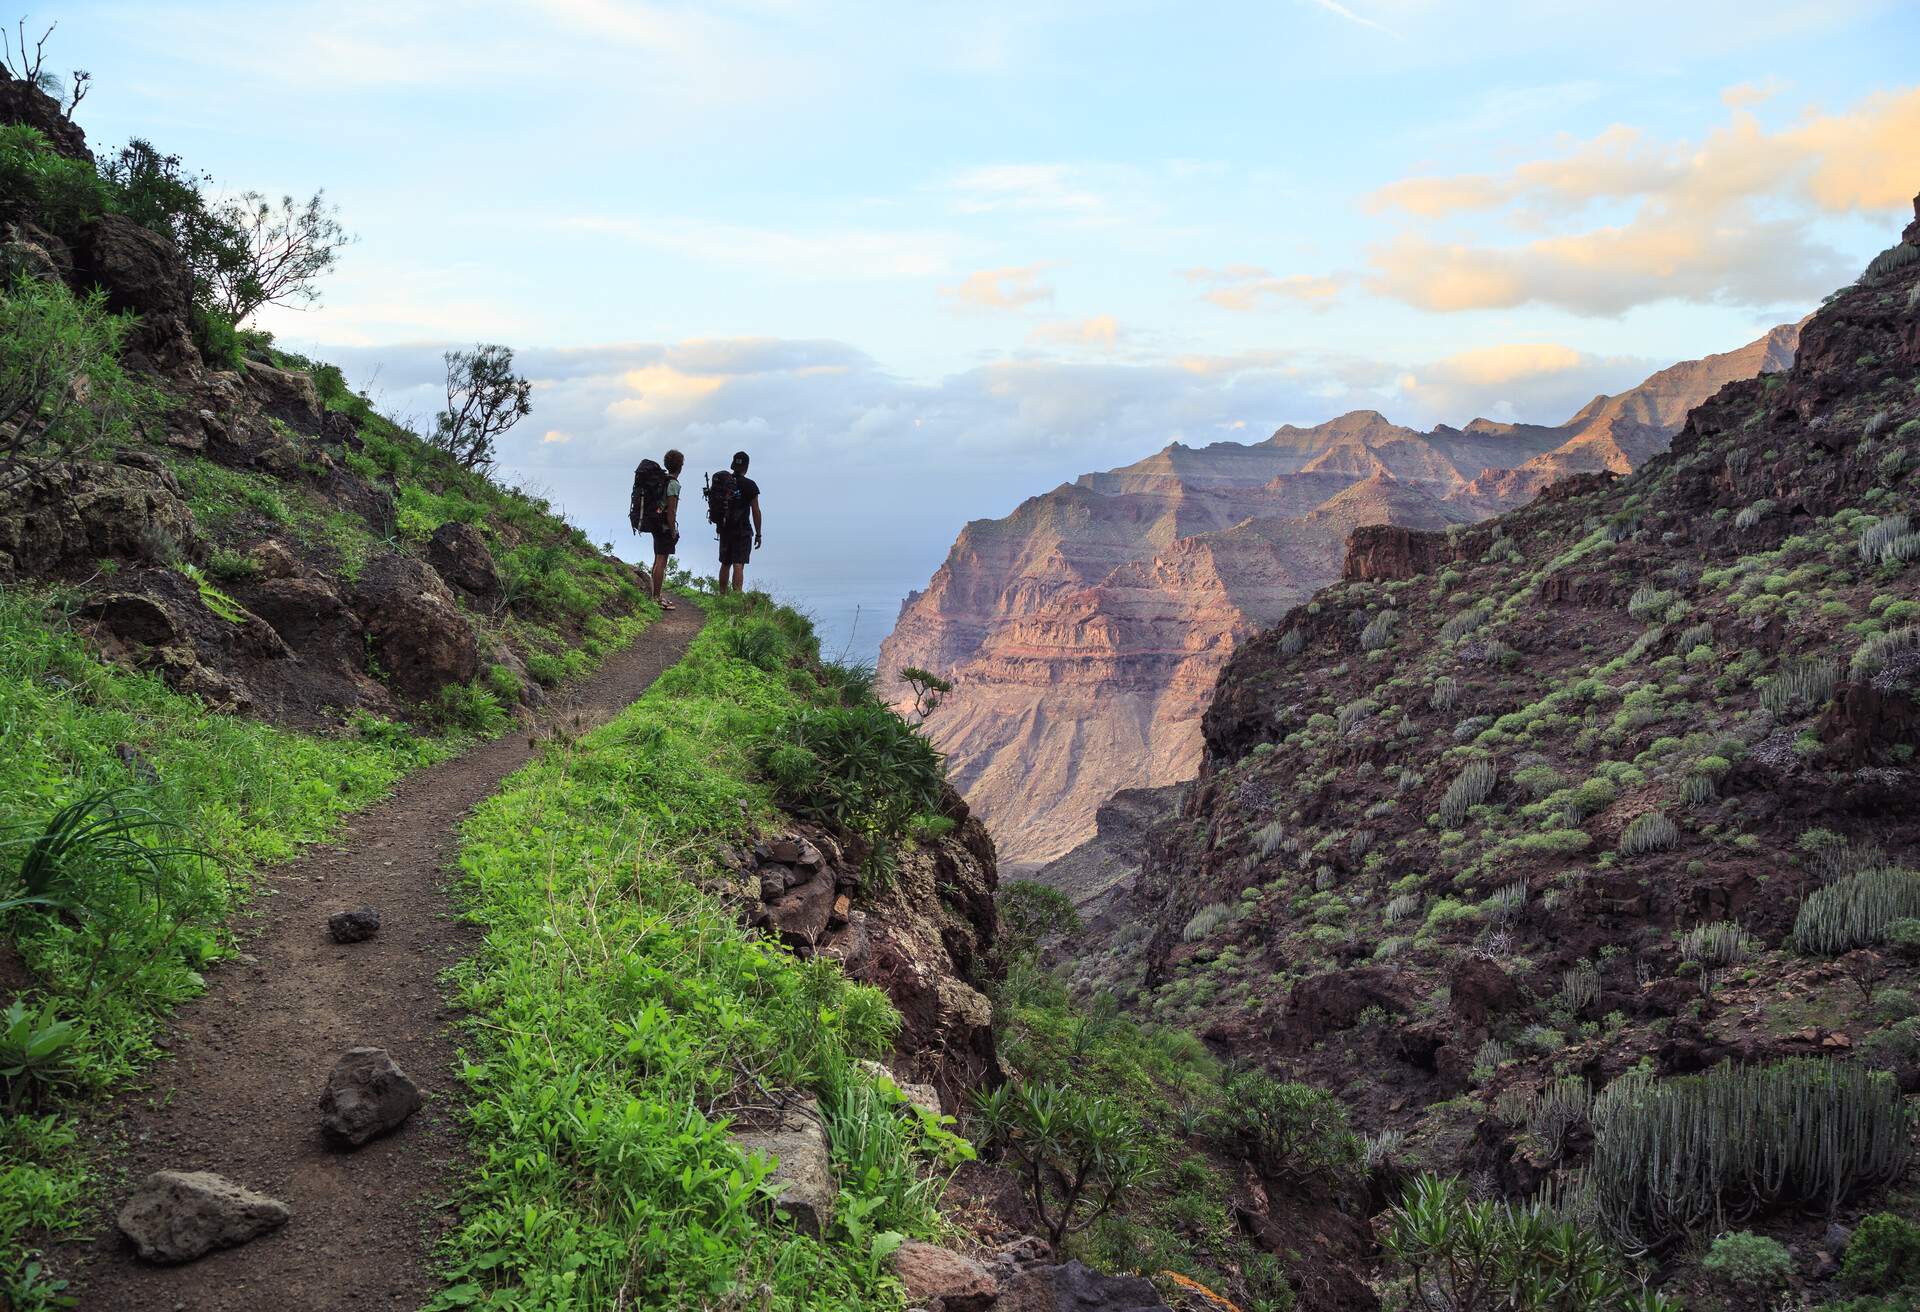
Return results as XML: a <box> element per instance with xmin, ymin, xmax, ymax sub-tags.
<box><xmin>1028</xmin><ymin>315</ymin><xmax>1122</xmax><ymax>350</ymax></box>
<box><xmin>1397</xmin><ymin>343</ymin><xmax>1652</xmax><ymax>423</ymax></box>
<box><xmin>1304</xmin><ymin>0</ymin><xmax>1398</xmax><ymax>37</ymax></box>
<box><xmin>944</xmin><ymin>264</ymin><xmax>1057</xmax><ymax>310</ymax></box>
<box><xmin>943</xmin><ymin>164</ymin><xmax>1109</xmax><ymax>217</ymax></box>
<box><xmin>1357</xmin><ymin>85</ymin><xmax>1920</xmax><ymax>313</ymax></box>
<box><xmin>1184</xmin><ymin>266</ymin><xmax>1349</xmax><ymax>312</ymax></box>
<box><xmin>542</xmin><ymin>429</ymin><xmax>572</xmax><ymax>444</ymax></box>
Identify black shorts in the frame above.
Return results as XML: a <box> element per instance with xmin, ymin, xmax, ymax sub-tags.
<box><xmin>648</xmin><ymin>527</ymin><xmax>678</xmax><ymax>558</ymax></box>
<box><xmin>719</xmin><ymin>528</ymin><xmax>753</xmax><ymax>566</ymax></box>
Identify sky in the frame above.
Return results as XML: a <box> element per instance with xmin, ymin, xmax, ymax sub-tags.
<box><xmin>43</xmin><ymin>0</ymin><xmax>1920</xmax><ymax>661</ymax></box>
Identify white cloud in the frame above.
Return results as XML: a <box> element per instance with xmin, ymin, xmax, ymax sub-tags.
<box><xmin>1184</xmin><ymin>266</ymin><xmax>1350</xmax><ymax>312</ymax></box>
<box><xmin>944</xmin><ymin>264</ymin><xmax>1057</xmax><ymax>311</ymax></box>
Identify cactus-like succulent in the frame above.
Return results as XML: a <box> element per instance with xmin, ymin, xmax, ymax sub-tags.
<box><xmin>1581</xmin><ymin>1058</ymin><xmax>1914</xmax><ymax>1247</ymax></box>
<box><xmin>1864</xmin><ymin>240</ymin><xmax>1920</xmax><ymax>280</ymax></box>
<box><xmin>1627</xmin><ymin>585</ymin><xmax>1675</xmax><ymax>620</ymax></box>
<box><xmin>1619</xmin><ymin>811</ymin><xmax>1680</xmax><ymax>856</ymax></box>
<box><xmin>1438</xmin><ymin>759</ymin><xmax>1498</xmax><ymax>827</ymax></box>
<box><xmin>1858</xmin><ymin>513</ymin><xmax>1912</xmax><ymax>565</ymax></box>
<box><xmin>1792</xmin><ymin>867</ymin><xmax>1920</xmax><ymax>955</ymax></box>
<box><xmin>1278</xmin><ymin>627</ymin><xmax>1307</xmax><ymax>657</ymax></box>
<box><xmin>1360</xmin><ymin>609</ymin><xmax>1398</xmax><ymax>651</ymax></box>
<box><xmin>1560</xmin><ymin>961</ymin><xmax>1601</xmax><ymax>1013</ymax></box>
<box><xmin>1429</xmin><ymin>676</ymin><xmax>1460</xmax><ymax>712</ymax></box>
<box><xmin>1760</xmin><ymin>655</ymin><xmax>1840</xmax><ymax>716</ymax></box>
<box><xmin>1679</xmin><ymin>921</ymin><xmax>1754</xmax><ymax>969</ymax></box>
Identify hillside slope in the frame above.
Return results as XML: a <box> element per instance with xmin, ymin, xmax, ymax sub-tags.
<box><xmin>884</xmin><ymin>325</ymin><xmax>1800</xmax><ymax>868</ymax></box>
<box><xmin>1057</xmin><ymin>200</ymin><xmax>1920</xmax><ymax>1308</ymax></box>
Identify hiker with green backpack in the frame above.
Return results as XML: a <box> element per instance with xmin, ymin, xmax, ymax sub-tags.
<box><xmin>628</xmin><ymin>448</ymin><xmax>684</xmax><ymax>611</ymax></box>
<box><xmin>704</xmin><ymin>450</ymin><xmax>762</xmax><ymax>596</ymax></box>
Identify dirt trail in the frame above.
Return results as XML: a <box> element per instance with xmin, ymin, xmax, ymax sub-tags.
<box><xmin>69</xmin><ymin>603</ymin><xmax>703</xmax><ymax>1311</ymax></box>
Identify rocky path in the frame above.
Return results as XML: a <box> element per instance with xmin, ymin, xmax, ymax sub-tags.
<box><xmin>68</xmin><ymin>603</ymin><xmax>703</xmax><ymax>1311</ymax></box>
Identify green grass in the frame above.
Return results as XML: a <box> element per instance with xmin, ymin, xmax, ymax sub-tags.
<box><xmin>433</xmin><ymin>593</ymin><xmax>964</xmax><ymax>1311</ymax></box>
<box><xmin>0</xmin><ymin>586</ymin><xmax>454</xmax><ymax>1304</ymax></box>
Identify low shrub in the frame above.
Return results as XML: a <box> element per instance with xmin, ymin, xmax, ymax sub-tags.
<box><xmin>1702</xmin><ymin>1231</ymin><xmax>1793</xmax><ymax>1294</ymax></box>
<box><xmin>1215</xmin><ymin>1071</ymin><xmax>1359</xmax><ymax>1186</ymax></box>
<box><xmin>1841</xmin><ymin>1211</ymin><xmax>1920</xmax><ymax>1296</ymax></box>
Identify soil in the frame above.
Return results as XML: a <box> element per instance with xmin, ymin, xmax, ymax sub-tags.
<box><xmin>64</xmin><ymin>602</ymin><xmax>703</xmax><ymax>1310</ymax></box>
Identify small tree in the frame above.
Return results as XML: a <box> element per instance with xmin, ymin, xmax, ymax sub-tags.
<box><xmin>1218</xmin><ymin>1069</ymin><xmax>1361</xmax><ymax>1187</ymax></box>
<box><xmin>973</xmin><ymin>1080</ymin><xmax>1153</xmax><ymax>1246</ymax></box>
<box><xmin>433</xmin><ymin>344</ymin><xmax>531</xmax><ymax>470</ymax></box>
<box><xmin>0</xmin><ymin>277</ymin><xmax>160</xmax><ymax>492</ymax></box>
<box><xmin>899</xmin><ymin>665</ymin><xmax>953</xmax><ymax>723</ymax></box>
<box><xmin>211</xmin><ymin>190</ymin><xmax>352</xmax><ymax>322</ymax></box>
<box><xmin>96</xmin><ymin>140</ymin><xmax>250</xmax><ymax>307</ymax></box>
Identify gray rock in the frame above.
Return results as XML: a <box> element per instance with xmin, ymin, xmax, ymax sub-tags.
<box><xmin>327</xmin><ymin>906</ymin><xmax>382</xmax><ymax>944</ymax></box>
<box><xmin>318</xmin><ymin>1046</ymin><xmax>421</xmax><ymax>1146</ymax></box>
<box><xmin>768</xmin><ymin>876</ymin><xmax>836</xmax><ymax>949</ymax></box>
<box><xmin>996</xmin><ymin>1261</ymin><xmax>1170</xmax><ymax>1311</ymax></box>
<box><xmin>730</xmin><ymin>1096</ymin><xmax>835</xmax><ymax>1236</ymax></box>
<box><xmin>116</xmin><ymin>1170</ymin><xmax>290</xmax><ymax>1265</ymax></box>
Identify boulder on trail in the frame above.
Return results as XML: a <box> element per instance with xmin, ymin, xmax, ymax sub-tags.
<box><xmin>318</xmin><ymin>1046</ymin><xmax>421</xmax><ymax>1146</ymax></box>
<box><xmin>326</xmin><ymin>905</ymin><xmax>382</xmax><ymax>944</ymax></box>
<box><xmin>115</xmin><ymin>1169</ymin><xmax>290</xmax><ymax>1265</ymax></box>
<box><xmin>891</xmin><ymin>1239</ymin><xmax>997</xmax><ymax>1312</ymax></box>
<box><xmin>995</xmin><ymin>1261</ymin><xmax>1172</xmax><ymax>1311</ymax></box>
<box><xmin>729</xmin><ymin>1096</ymin><xmax>834</xmax><ymax>1236</ymax></box>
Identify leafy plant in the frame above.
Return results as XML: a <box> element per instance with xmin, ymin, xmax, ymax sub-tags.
<box><xmin>178</xmin><ymin>564</ymin><xmax>246</xmax><ymax>624</ymax></box>
<box><xmin>1381</xmin><ymin>1173</ymin><xmax>1674</xmax><ymax>1312</ymax></box>
<box><xmin>759</xmin><ymin>701</ymin><xmax>944</xmax><ymax>852</ymax></box>
<box><xmin>1700</xmin><ymin>1231</ymin><xmax>1792</xmax><ymax>1297</ymax></box>
<box><xmin>973</xmin><ymin>1080</ymin><xmax>1153</xmax><ymax>1246</ymax></box>
<box><xmin>1617</xmin><ymin>812</ymin><xmax>1678</xmax><ymax>857</ymax></box>
<box><xmin>0</xmin><ymin>1000</ymin><xmax>79</xmax><ymax>1110</ymax></box>
<box><xmin>1840</xmin><ymin>1212</ymin><xmax>1920</xmax><ymax>1297</ymax></box>
<box><xmin>1215</xmin><ymin>1070</ymin><xmax>1358</xmax><ymax>1187</ymax></box>
<box><xmin>898</xmin><ymin>665</ymin><xmax>952</xmax><ymax>723</ymax></box>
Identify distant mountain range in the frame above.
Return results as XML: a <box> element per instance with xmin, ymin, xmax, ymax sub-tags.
<box><xmin>879</xmin><ymin>323</ymin><xmax>1802</xmax><ymax>868</ymax></box>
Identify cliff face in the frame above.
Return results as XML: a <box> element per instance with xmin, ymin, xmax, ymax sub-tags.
<box><xmin>883</xmin><ymin>328</ymin><xmax>1800</xmax><ymax>866</ymax></box>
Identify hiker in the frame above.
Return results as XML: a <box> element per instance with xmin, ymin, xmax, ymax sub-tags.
<box><xmin>629</xmin><ymin>448</ymin><xmax>684</xmax><ymax>611</ymax></box>
<box><xmin>705</xmin><ymin>450</ymin><xmax>762</xmax><ymax>595</ymax></box>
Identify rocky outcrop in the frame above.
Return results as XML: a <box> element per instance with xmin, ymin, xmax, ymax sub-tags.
<box><xmin>351</xmin><ymin>553</ymin><xmax>480</xmax><ymax>699</ymax></box>
<box><xmin>0</xmin><ymin>455</ymin><xmax>200</xmax><ymax>576</ymax></box>
<box><xmin>1342</xmin><ymin>524</ymin><xmax>1455</xmax><ymax>582</ymax></box>
<box><xmin>75</xmin><ymin>214</ymin><xmax>198</xmax><ymax>371</ymax></box>
<box><xmin>115</xmin><ymin>1170</ymin><xmax>290</xmax><ymax>1265</ymax></box>
<box><xmin>733</xmin><ymin>792</ymin><xmax>1001</xmax><ymax>1107</ymax></box>
<box><xmin>0</xmin><ymin>74</ymin><xmax>90</xmax><ymax>160</ymax></box>
<box><xmin>883</xmin><ymin>326</ymin><xmax>1799</xmax><ymax>867</ymax></box>
<box><xmin>426</xmin><ymin>521</ymin><xmax>503</xmax><ymax>609</ymax></box>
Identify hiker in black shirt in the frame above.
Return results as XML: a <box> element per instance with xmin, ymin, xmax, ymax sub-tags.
<box><xmin>712</xmin><ymin>450</ymin><xmax>762</xmax><ymax>595</ymax></box>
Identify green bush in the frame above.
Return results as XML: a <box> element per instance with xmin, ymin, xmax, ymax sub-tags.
<box><xmin>0</xmin><ymin>277</ymin><xmax>163</xmax><ymax>491</ymax></box>
<box><xmin>974</xmin><ymin>1080</ymin><xmax>1152</xmax><ymax>1246</ymax></box>
<box><xmin>1841</xmin><ymin>1212</ymin><xmax>1920</xmax><ymax>1296</ymax></box>
<box><xmin>998</xmin><ymin>881</ymin><xmax>1082</xmax><ymax>958</ymax></box>
<box><xmin>758</xmin><ymin>701</ymin><xmax>944</xmax><ymax>849</ymax></box>
<box><xmin>0</xmin><ymin>125</ymin><xmax>108</xmax><ymax>235</ymax></box>
<box><xmin>1702</xmin><ymin>1231</ymin><xmax>1793</xmax><ymax>1293</ymax></box>
<box><xmin>1215</xmin><ymin>1071</ymin><xmax>1358</xmax><ymax>1186</ymax></box>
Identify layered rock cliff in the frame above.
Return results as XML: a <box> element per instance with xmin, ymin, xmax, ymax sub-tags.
<box><xmin>883</xmin><ymin>327</ymin><xmax>1801</xmax><ymax>867</ymax></box>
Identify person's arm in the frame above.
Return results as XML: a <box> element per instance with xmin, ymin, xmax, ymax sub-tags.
<box><xmin>751</xmin><ymin>496</ymin><xmax>763</xmax><ymax>547</ymax></box>
<box><xmin>665</xmin><ymin>494</ymin><xmax>678</xmax><ymax>532</ymax></box>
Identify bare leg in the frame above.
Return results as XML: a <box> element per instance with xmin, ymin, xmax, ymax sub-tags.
<box><xmin>650</xmin><ymin>554</ymin><xmax>674</xmax><ymax>607</ymax></box>
<box><xmin>729</xmin><ymin>564</ymin><xmax>745</xmax><ymax>593</ymax></box>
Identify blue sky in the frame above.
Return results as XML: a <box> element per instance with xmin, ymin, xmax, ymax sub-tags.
<box><xmin>45</xmin><ymin>0</ymin><xmax>1920</xmax><ymax>657</ymax></box>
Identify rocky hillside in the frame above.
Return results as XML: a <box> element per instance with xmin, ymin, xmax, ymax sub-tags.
<box><xmin>1</xmin><ymin>79</ymin><xmax>649</xmax><ymax>730</ymax></box>
<box><xmin>1054</xmin><ymin>199</ymin><xmax>1920</xmax><ymax>1307</ymax></box>
<box><xmin>883</xmin><ymin>326</ymin><xmax>1800</xmax><ymax>868</ymax></box>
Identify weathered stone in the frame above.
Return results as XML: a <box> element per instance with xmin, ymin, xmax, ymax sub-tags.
<box><xmin>115</xmin><ymin>1170</ymin><xmax>290</xmax><ymax>1265</ymax></box>
<box><xmin>891</xmin><ymin>1240</ymin><xmax>997</xmax><ymax>1312</ymax></box>
<box><xmin>75</xmin><ymin>214</ymin><xmax>198</xmax><ymax>370</ymax></box>
<box><xmin>821</xmin><ymin>913</ymin><xmax>871</xmax><ymax>972</ymax></box>
<box><xmin>248</xmin><ymin>539</ymin><xmax>303</xmax><ymax>581</ymax></box>
<box><xmin>1448</xmin><ymin>956</ymin><xmax>1523</xmax><ymax>1028</ymax></box>
<box><xmin>830</xmin><ymin>893</ymin><xmax>851</xmax><ymax>927</ymax></box>
<box><xmin>242</xmin><ymin>359</ymin><xmax>324</xmax><ymax>434</ymax></box>
<box><xmin>327</xmin><ymin>906</ymin><xmax>381</xmax><ymax>944</ymax></box>
<box><xmin>0</xmin><ymin>458</ymin><xmax>199</xmax><ymax>578</ymax></box>
<box><xmin>768</xmin><ymin>875</ymin><xmax>835</xmax><ymax>949</ymax></box>
<box><xmin>995</xmin><ymin>1261</ymin><xmax>1170</xmax><ymax>1311</ymax></box>
<box><xmin>350</xmin><ymin>553</ymin><xmax>480</xmax><ymax>699</ymax></box>
<box><xmin>730</xmin><ymin>1096</ymin><xmax>834</xmax><ymax>1236</ymax></box>
<box><xmin>426</xmin><ymin>521</ymin><xmax>504</xmax><ymax>608</ymax></box>
<box><xmin>858</xmin><ymin>1059</ymin><xmax>942</xmax><ymax>1120</ymax></box>
<box><xmin>318</xmin><ymin>1046</ymin><xmax>421</xmax><ymax>1146</ymax></box>
<box><xmin>759</xmin><ymin>837</ymin><xmax>803</xmax><ymax>864</ymax></box>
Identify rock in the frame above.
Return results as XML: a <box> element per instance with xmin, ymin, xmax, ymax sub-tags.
<box><xmin>830</xmin><ymin>893</ymin><xmax>851</xmax><ymax>927</ymax></box>
<box><xmin>1</xmin><ymin>219</ymin><xmax>69</xmax><ymax>284</ymax></box>
<box><xmin>242</xmin><ymin>359</ymin><xmax>324</xmax><ymax>434</ymax></box>
<box><xmin>768</xmin><ymin>875</ymin><xmax>836</xmax><ymax>949</ymax></box>
<box><xmin>891</xmin><ymin>1240</ymin><xmax>997</xmax><ymax>1312</ymax></box>
<box><xmin>244</xmin><ymin>576</ymin><xmax>364</xmax><ymax>673</ymax></box>
<box><xmin>115</xmin><ymin>1170</ymin><xmax>290</xmax><ymax>1265</ymax></box>
<box><xmin>1449</xmin><ymin>956</ymin><xmax>1523</xmax><ymax>1028</ymax></box>
<box><xmin>0</xmin><ymin>458</ymin><xmax>199</xmax><ymax>578</ymax></box>
<box><xmin>114</xmin><ymin>742</ymin><xmax>161</xmax><ymax>785</ymax></box>
<box><xmin>1342</xmin><ymin>524</ymin><xmax>1454</xmax><ymax>582</ymax></box>
<box><xmin>350</xmin><ymin>553</ymin><xmax>480</xmax><ymax>699</ymax></box>
<box><xmin>731</xmin><ymin>1097</ymin><xmax>834</xmax><ymax>1236</ymax></box>
<box><xmin>0</xmin><ymin>76</ymin><xmax>91</xmax><ymax>160</ymax></box>
<box><xmin>759</xmin><ymin>837</ymin><xmax>803</xmax><ymax>864</ymax></box>
<box><xmin>75</xmin><ymin>214</ymin><xmax>198</xmax><ymax>370</ymax></box>
<box><xmin>317</xmin><ymin>1046</ymin><xmax>422</xmax><ymax>1146</ymax></box>
<box><xmin>327</xmin><ymin>906</ymin><xmax>381</xmax><ymax>944</ymax></box>
<box><xmin>426</xmin><ymin>521</ymin><xmax>504</xmax><ymax>609</ymax></box>
<box><xmin>995</xmin><ymin>1260</ymin><xmax>1171</xmax><ymax>1311</ymax></box>
<box><xmin>990</xmin><ymin>1236</ymin><xmax>1055</xmax><ymax>1269</ymax></box>
<box><xmin>1823</xmin><ymin>1221</ymin><xmax>1853</xmax><ymax>1256</ymax></box>
<box><xmin>858</xmin><ymin>1059</ymin><xmax>942</xmax><ymax>1119</ymax></box>
<box><xmin>248</xmin><ymin>539</ymin><xmax>303</xmax><ymax>581</ymax></box>
<box><xmin>821</xmin><ymin>912</ymin><xmax>872</xmax><ymax>972</ymax></box>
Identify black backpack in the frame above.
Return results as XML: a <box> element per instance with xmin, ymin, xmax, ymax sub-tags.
<box><xmin>704</xmin><ymin>470</ymin><xmax>751</xmax><ymax>532</ymax></box>
<box><xmin>630</xmin><ymin>459</ymin><xmax>670</xmax><ymax>533</ymax></box>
